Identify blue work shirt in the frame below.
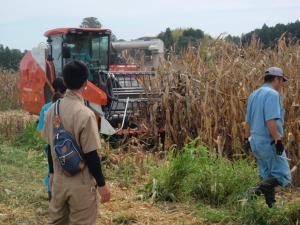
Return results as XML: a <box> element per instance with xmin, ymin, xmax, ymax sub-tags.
<box><xmin>246</xmin><ymin>83</ymin><xmax>285</xmax><ymax>141</ymax></box>
<box><xmin>37</xmin><ymin>102</ymin><xmax>52</xmax><ymax>132</ymax></box>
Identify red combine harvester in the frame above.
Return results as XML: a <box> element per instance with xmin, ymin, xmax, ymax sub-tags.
<box><xmin>19</xmin><ymin>28</ymin><xmax>163</xmax><ymax>137</ymax></box>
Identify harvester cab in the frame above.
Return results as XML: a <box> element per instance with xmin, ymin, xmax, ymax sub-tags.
<box><xmin>45</xmin><ymin>28</ymin><xmax>110</xmax><ymax>87</ymax></box>
<box><xmin>19</xmin><ymin>28</ymin><xmax>159</xmax><ymax>136</ymax></box>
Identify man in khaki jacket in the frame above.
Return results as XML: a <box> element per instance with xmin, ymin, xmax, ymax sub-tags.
<box><xmin>42</xmin><ymin>60</ymin><xmax>110</xmax><ymax>225</ymax></box>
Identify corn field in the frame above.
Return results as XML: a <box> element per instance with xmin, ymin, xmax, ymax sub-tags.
<box><xmin>0</xmin><ymin>70</ymin><xmax>20</xmax><ymax>110</ymax></box>
<box><xmin>1</xmin><ymin>39</ymin><xmax>300</xmax><ymax>184</ymax></box>
<box><xmin>0</xmin><ymin>111</ymin><xmax>37</xmax><ymax>139</ymax></box>
<box><xmin>0</xmin><ymin>71</ymin><xmax>33</xmax><ymax>139</ymax></box>
<box><xmin>145</xmin><ymin>38</ymin><xmax>300</xmax><ymax>184</ymax></box>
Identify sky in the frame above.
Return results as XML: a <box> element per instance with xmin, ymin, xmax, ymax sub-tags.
<box><xmin>0</xmin><ymin>0</ymin><xmax>299</xmax><ymax>51</ymax></box>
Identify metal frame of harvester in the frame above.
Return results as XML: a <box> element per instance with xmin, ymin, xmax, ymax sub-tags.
<box><xmin>19</xmin><ymin>27</ymin><xmax>164</xmax><ymax>137</ymax></box>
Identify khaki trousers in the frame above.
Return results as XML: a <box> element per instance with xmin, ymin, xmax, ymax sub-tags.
<box><xmin>47</xmin><ymin>171</ymin><xmax>98</xmax><ymax>225</ymax></box>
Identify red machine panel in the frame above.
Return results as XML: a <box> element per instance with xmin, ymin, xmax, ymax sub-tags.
<box><xmin>19</xmin><ymin>52</ymin><xmax>47</xmax><ymax>115</ymax></box>
<box><xmin>83</xmin><ymin>81</ymin><xmax>108</xmax><ymax>106</ymax></box>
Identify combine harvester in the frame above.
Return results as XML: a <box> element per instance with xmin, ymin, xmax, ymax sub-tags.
<box><xmin>19</xmin><ymin>27</ymin><xmax>164</xmax><ymax>139</ymax></box>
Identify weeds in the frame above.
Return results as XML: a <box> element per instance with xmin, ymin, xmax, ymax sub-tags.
<box><xmin>117</xmin><ymin>156</ymin><xmax>135</xmax><ymax>186</ymax></box>
<box><xmin>13</xmin><ymin>121</ymin><xmax>45</xmax><ymax>151</ymax></box>
<box><xmin>0</xmin><ymin>144</ymin><xmax>48</xmax><ymax>225</ymax></box>
<box><xmin>196</xmin><ymin>200</ymin><xmax>300</xmax><ymax>225</ymax></box>
<box><xmin>145</xmin><ymin>140</ymin><xmax>300</xmax><ymax>224</ymax></box>
<box><xmin>196</xmin><ymin>203</ymin><xmax>232</xmax><ymax>225</ymax></box>
<box><xmin>146</xmin><ymin>140</ymin><xmax>258</xmax><ymax>206</ymax></box>
<box><xmin>236</xmin><ymin>200</ymin><xmax>300</xmax><ymax>225</ymax></box>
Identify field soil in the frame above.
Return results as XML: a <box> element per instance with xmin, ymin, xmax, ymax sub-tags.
<box><xmin>1</xmin><ymin>110</ymin><xmax>300</xmax><ymax>225</ymax></box>
<box><xmin>0</xmin><ymin>143</ymin><xmax>203</xmax><ymax>225</ymax></box>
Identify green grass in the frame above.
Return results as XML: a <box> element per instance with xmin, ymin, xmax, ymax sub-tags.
<box><xmin>145</xmin><ymin>140</ymin><xmax>258</xmax><ymax>205</ymax></box>
<box><xmin>0</xmin><ymin>143</ymin><xmax>49</xmax><ymax>224</ymax></box>
<box><xmin>1</xmin><ymin>122</ymin><xmax>300</xmax><ymax>225</ymax></box>
<box><xmin>195</xmin><ymin>200</ymin><xmax>300</xmax><ymax>225</ymax></box>
<box><xmin>12</xmin><ymin>122</ymin><xmax>46</xmax><ymax>151</ymax></box>
<box><xmin>0</xmin><ymin>116</ymin><xmax>48</xmax><ymax>224</ymax></box>
<box><xmin>235</xmin><ymin>200</ymin><xmax>300</xmax><ymax>225</ymax></box>
<box><xmin>196</xmin><ymin>203</ymin><xmax>232</xmax><ymax>225</ymax></box>
<box><xmin>144</xmin><ymin>140</ymin><xmax>300</xmax><ymax>224</ymax></box>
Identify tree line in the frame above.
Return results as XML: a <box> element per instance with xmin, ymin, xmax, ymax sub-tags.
<box><xmin>241</xmin><ymin>20</ymin><xmax>300</xmax><ymax>47</ymax></box>
<box><xmin>157</xmin><ymin>28</ymin><xmax>206</xmax><ymax>53</ymax></box>
<box><xmin>1</xmin><ymin>18</ymin><xmax>300</xmax><ymax>70</ymax></box>
<box><xmin>158</xmin><ymin>20</ymin><xmax>300</xmax><ymax>50</ymax></box>
<box><xmin>0</xmin><ymin>45</ymin><xmax>24</xmax><ymax>71</ymax></box>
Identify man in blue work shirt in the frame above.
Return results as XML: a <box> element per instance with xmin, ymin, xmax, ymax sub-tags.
<box><xmin>244</xmin><ymin>67</ymin><xmax>291</xmax><ymax>208</ymax></box>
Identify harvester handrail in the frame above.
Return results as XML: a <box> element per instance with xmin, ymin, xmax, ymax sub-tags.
<box><xmin>109</xmin><ymin>71</ymin><xmax>156</xmax><ymax>76</ymax></box>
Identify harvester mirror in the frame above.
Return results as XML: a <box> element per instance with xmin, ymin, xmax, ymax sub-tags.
<box><xmin>62</xmin><ymin>45</ymin><xmax>71</xmax><ymax>58</ymax></box>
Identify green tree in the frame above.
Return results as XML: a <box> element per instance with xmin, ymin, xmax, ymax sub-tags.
<box><xmin>158</xmin><ymin>28</ymin><xmax>174</xmax><ymax>49</ymax></box>
<box><xmin>242</xmin><ymin>20</ymin><xmax>300</xmax><ymax>47</ymax></box>
<box><xmin>225</xmin><ymin>35</ymin><xmax>241</xmax><ymax>45</ymax></box>
<box><xmin>164</xmin><ymin>28</ymin><xmax>174</xmax><ymax>49</ymax></box>
<box><xmin>111</xmin><ymin>33</ymin><xmax>118</xmax><ymax>42</ymax></box>
<box><xmin>176</xmin><ymin>28</ymin><xmax>204</xmax><ymax>51</ymax></box>
<box><xmin>157</xmin><ymin>27</ymin><xmax>204</xmax><ymax>52</ymax></box>
<box><xmin>0</xmin><ymin>45</ymin><xmax>23</xmax><ymax>70</ymax></box>
<box><xmin>172</xmin><ymin>28</ymin><xmax>184</xmax><ymax>42</ymax></box>
<box><xmin>80</xmin><ymin>17</ymin><xmax>102</xmax><ymax>28</ymax></box>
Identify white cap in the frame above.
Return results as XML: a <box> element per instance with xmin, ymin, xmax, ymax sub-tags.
<box><xmin>265</xmin><ymin>67</ymin><xmax>288</xmax><ymax>81</ymax></box>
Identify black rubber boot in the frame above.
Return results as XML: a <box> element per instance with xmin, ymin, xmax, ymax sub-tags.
<box><xmin>245</xmin><ymin>185</ymin><xmax>262</xmax><ymax>201</ymax></box>
<box><xmin>48</xmin><ymin>191</ymin><xmax>52</xmax><ymax>202</ymax></box>
<box><xmin>248</xmin><ymin>176</ymin><xmax>264</xmax><ymax>197</ymax></box>
<box><xmin>257</xmin><ymin>177</ymin><xmax>280</xmax><ymax>208</ymax></box>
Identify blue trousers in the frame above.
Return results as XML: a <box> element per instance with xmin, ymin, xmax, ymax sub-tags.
<box><xmin>250</xmin><ymin>136</ymin><xmax>291</xmax><ymax>187</ymax></box>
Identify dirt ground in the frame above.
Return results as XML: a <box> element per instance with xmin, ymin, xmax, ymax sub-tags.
<box><xmin>0</xmin><ymin>110</ymin><xmax>299</xmax><ymax>225</ymax></box>
<box><xmin>0</xmin><ymin>180</ymin><xmax>203</xmax><ymax>225</ymax></box>
<box><xmin>97</xmin><ymin>181</ymin><xmax>203</xmax><ymax>225</ymax></box>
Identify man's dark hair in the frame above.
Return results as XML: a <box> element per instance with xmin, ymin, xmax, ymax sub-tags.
<box><xmin>52</xmin><ymin>78</ymin><xmax>66</xmax><ymax>94</ymax></box>
<box><xmin>264</xmin><ymin>75</ymin><xmax>276</xmax><ymax>83</ymax></box>
<box><xmin>63</xmin><ymin>60</ymin><xmax>89</xmax><ymax>90</ymax></box>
